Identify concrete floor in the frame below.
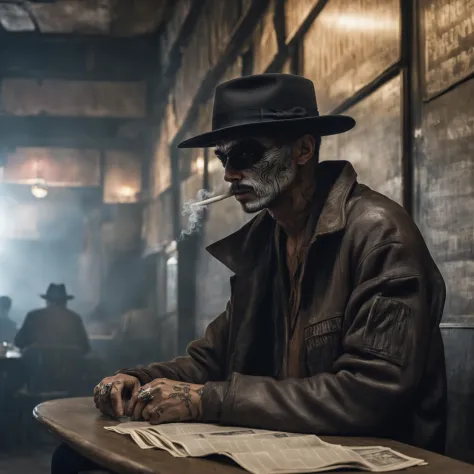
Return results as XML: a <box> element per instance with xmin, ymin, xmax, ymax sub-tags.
<box><xmin>0</xmin><ymin>447</ymin><xmax>54</xmax><ymax>474</ymax></box>
<box><xmin>0</xmin><ymin>446</ymin><xmax>107</xmax><ymax>473</ymax></box>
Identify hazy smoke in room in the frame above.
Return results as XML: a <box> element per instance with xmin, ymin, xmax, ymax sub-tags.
<box><xmin>179</xmin><ymin>189</ymin><xmax>214</xmax><ymax>240</ymax></box>
<box><xmin>0</xmin><ymin>192</ymin><xmax>86</xmax><ymax>325</ymax></box>
<box><xmin>180</xmin><ymin>187</ymin><xmax>233</xmax><ymax>239</ymax></box>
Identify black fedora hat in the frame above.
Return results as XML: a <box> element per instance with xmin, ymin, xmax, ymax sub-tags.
<box><xmin>178</xmin><ymin>74</ymin><xmax>355</xmax><ymax>149</ymax></box>
<box><xmin>40</xmin><ymin>283</ymin><xmax>74</xmax><ymax>301</ymax></box>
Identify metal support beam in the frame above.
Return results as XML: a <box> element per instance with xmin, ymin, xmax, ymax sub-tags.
<box><xmin>400</xmin><ymin>0</ymin><xmax>418</xmax><ymax>218</ymax></box>
<box><xmin>0</xmin><ymin>116</ymin><xmax>149</xmax><ymax>151</ymax></box>
<box><xmin>0</xmin><ymin>33</ymin><xmax>155</xmax><ymax>81</ymax></box>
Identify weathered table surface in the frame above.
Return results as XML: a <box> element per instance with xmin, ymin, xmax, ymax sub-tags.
<box><xmin>34</xmin><ymin>397</ymin><xmax>474</xmax><ymax>474</ymax></box>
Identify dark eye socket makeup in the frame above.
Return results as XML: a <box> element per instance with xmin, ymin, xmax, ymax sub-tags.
<box><xmin>215</xmin><ymin>139</ymin><xmax>268</xmax><ymax>171</ymax></box>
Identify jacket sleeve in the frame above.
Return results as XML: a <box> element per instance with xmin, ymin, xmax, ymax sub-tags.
<box><xmin>117</xmin><ymin>305</ymin><xmax>230</xmax><ymax>385</ymax></box>
<box><xmin>200</xmin><ymin>240</ymin><xmax>438</xmax><ymax>434</ymax></box>
<box><xmin>14</xmin><ymin>313</ymin><xmax>34</xmax><ymax>349</ymax></box>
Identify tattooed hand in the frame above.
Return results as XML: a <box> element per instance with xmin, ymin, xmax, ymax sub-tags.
<box><xmin>131</xmin><ymin>378</ymin><xmax>205</xmax><ymax>425</ymax></box>
<box><xmin>93</xmin><ymin>374</ymin><xmax>141</xmax><ymax>418</ymax></box>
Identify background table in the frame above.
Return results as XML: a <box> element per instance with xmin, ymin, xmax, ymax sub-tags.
<box><xmin>34</xmin><ymin>397</ymin><xmax>474</xmax><ymax>474</ymax></box>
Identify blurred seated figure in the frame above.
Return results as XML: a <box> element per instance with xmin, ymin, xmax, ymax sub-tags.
<box><xmin>14</xmin><ymin>284</ymin><xmax>90</xmax><ymax>356</ymax></box>
<box><xmin>0</xmin><ymin>295</ymin><xmax>17</xmax><ymax>344</ymax></box>
<box><xmin>113</xmin><ymin>306</ymin><xmax>158</xmax><ymax>367</ymax></box>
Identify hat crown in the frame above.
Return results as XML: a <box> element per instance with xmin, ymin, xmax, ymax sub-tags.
<box><xmin>43</xmin><ymin>283</ymin><xmax>72</xmax><ymax>300</ymax></box>
<box><xmin>212</xmin><ymin>74</ymin><xmax>319</xmax><ymax>130</ymax></box>
<box><xmin>177</xmin><ymin>73</ymin><xmax>356</xmax><ymax>148</ymax></box>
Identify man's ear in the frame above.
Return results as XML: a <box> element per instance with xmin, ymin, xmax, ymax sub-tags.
<box><xmin>293</xmin><ymin>134</ymin><xmax>315</xmax><ymax>165</ymax></box>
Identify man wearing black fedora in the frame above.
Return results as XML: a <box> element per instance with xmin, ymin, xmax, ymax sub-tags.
<box><xmin>55</xmin><ymin>73</ymin><xmax>446</xmax><ymax>473</ymax></box>
<box><xmin>15</xmin><ymin>283</ymin><xmax>90</xmax><ymax>355</ymax></box>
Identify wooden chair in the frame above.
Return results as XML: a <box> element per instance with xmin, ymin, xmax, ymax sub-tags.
<box><xmin>15</xmin><ymin>345</ymin><xmax>91</xmax><ymax>447</ymax></box>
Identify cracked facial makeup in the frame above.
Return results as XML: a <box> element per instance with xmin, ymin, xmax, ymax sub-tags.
<box><xmin>214</xmin><ymin>138</ymin><xmax>295</xmax><ymax>213</ymax></box>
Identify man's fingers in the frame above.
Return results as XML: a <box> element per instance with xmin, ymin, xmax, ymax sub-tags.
<box><xmin>109</xmin><ymin>382</ymin><xmax>124</xmax><ymax>417</ymax></box>
<box><xmin>97</xmin><ymin>381</ymin><xmax>113</xmax><ymax>415</ymax></box>
<box><xmin>125</xmin><ymin>381</ymin><xmax>140</xmax><ymax>417</ymax></box>
<box><xmin>132</xmin><ymin>382</ymin><xmax>159</xmax><ymax>420</ymax></box>
<box><xmin>93</xmin><ymin>375</ymin><xmax>142</xmax><ymax>417</ymax></box>
<box><xmin>142</xmin><ymin>402</ymin><xmax>165</xmax><ymax>422</ymax></box>
<box><xmin>98</xmin><ymin>399</ymin><xmax>115</xmax><ymax>417</ymax></box>
<box><xmin>133</xmin><ymin>399</ymin><xmax>147</xmax><ymax>421</ymax></box>
<box><xmin>93</xmin><ymin>385</ymin><xmax>100</xmax><ymax>406</ymax></box>
<box><xmin>142</xmin><ymin>403</ymin><xmax>153</xmax><ymax>421</ymax></box>
<box><xmin>149</xmin><ymin>404</ymin><xmax>178</xmax><ymax>425</ymax></box>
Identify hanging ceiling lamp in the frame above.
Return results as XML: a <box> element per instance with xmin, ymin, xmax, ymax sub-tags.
<box><xmin>31</xmin><ymin>178</ymin><xmax>48</xmax><ymax>199</ymax></box>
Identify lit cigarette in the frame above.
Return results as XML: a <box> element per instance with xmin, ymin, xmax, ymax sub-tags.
<box><xmin>191</xmin><ymin>192</ymin><xmax>233</xmax><ymax>208</ymax></box>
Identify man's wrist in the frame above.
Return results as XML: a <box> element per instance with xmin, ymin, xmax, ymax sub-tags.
<box><xmin>114</xmin><ymin>368</ymin><xmax>152</xmax><ymax>385</ymax></box>
<box><xmin>200</xmin><ymin>381</ymin><xmax>231</xmax><ymax>423</ymax></box>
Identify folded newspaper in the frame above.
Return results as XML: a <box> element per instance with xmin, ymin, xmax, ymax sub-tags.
<box><xmin>105</xmin><ymin>422</ymin><xmax>427</xmax><ymax>473</ymax></box>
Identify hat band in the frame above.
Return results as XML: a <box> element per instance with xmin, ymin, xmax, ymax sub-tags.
<box><xmin>213</xmin><ymin>106</ymin><xmax>319</xmax><ymax>129</ymax></box>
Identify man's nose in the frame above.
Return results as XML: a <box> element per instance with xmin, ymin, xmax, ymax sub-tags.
<box><xmin>224</xmin><ymin>162</ymin><xmax>242</xmax><ymax>182</ymax></box>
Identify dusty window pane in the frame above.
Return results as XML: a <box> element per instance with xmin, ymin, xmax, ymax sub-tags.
<box><xmin>421</xmin><ymin>0</ymin><xmax>474</xmax><ymax>99</ymax></box>
<box><xmin>320</xmin><ymin>75</ymin><xmax>402</xmax><ymax>205</ymax></box>
<box><xmin>419</xmin><ymin>78</ymin><xmax>474</xmax><ymax>323</ymax></box>
<box><xmin>303</xmin><ymin>0</ymin><xmax>400</xmax><ymax>113</ymax></box>
<box><xmin>3</xmin><ymin>147</ymin><xmax>100</xmax><ymax>187</ymax></box>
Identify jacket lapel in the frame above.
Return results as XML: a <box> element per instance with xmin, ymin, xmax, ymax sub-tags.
<box><xmin>206</xmin><ymin>160</ymin><xmax>358</xmax><ymax>272</ymax></box>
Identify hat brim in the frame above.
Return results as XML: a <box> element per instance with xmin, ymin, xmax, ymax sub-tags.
<box><xmin>178</xmin><ymin>114</ymin><xmax>356</xmax><ymax>148</ymax></box>
<box><xmin>40</xmin><ymin>295</ymin><xmax>74</xmax><ymax>300</ymax></box>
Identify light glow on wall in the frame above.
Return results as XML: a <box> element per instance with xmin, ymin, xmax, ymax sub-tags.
<box><xmin>117</xmin><ymin>185</ymin><xmax>136</xmax><ymax>201</ymax></box>
<box><xmin>208</xmin><ymin>157</ymin><xmax>222</xmax><ymax>174</ymax></box>
<box><xmin>320</xmin><ymin>14</ymin><xmax>398</xmax><ymax>32</ymax></box>
<box><xmin>191</xmin><ymin>156</ymin><xmax>205</xmax><ymax>175</ymax></box>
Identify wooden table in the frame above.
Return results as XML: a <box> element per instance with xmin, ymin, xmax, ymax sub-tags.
<box><xmin>34</xmin><ymin>397</ymin><xmax>474</xmax><ymax>474</ymax></box>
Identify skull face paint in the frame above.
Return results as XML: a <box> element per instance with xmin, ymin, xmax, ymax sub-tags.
<box><xmin>215</xmin><ymin>138</ymin><xmax>296</xmax><ymax>213</ymax></box>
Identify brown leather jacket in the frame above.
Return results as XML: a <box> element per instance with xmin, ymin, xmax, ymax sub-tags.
<box><xmin>120</xmin><ymin>161</ymin><xmax>447</xmax><ymax>453</ymax></box>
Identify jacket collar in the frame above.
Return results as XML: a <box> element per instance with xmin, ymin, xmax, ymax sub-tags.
<box><xmin>206</xmin><ymin>160</ymin><xmax>357</xmax><ymax>274</ymax></box>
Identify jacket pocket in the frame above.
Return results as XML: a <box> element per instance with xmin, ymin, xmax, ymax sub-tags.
<box><xmin>304</xmin><ymin>316</ymin><xmax>342</xmax><ymax>374</ymax></box>
<box><xmin>363</xmin><ymin>296</ymin><xmax>410</xmax><ymax>367</ymax></box>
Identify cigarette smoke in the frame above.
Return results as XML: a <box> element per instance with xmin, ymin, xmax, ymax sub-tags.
<box><xmin>179</xmin><ymin>189</ymin><xmax>214</xmax><ymax>240</ymax></box>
